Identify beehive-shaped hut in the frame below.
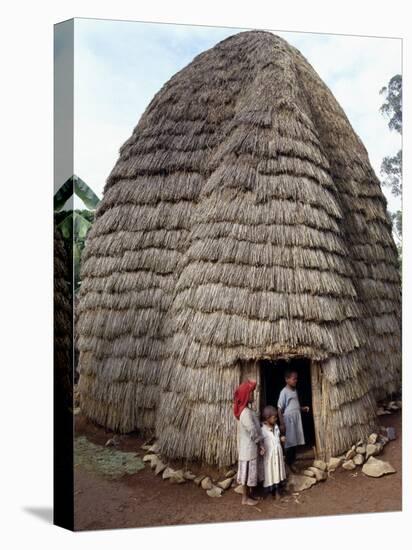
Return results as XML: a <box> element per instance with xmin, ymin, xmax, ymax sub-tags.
<box><xmin>77</xmin><ymin>30</ymin><xmax>401</xmax><ymax>466</ymax></box>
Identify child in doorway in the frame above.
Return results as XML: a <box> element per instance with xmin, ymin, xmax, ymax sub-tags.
<box><xmin>260</xmin><ymin>406</ymin><xmax>287</xmax><ymax>499</ymax></box>
<box><xmin>234</xmin><ymin>379</ymin><xmax>265</xmax><ymax>506</ymax></box>
<box><xmin>277</xmin><ymin>369</ymin><xmax>310</xmax><ymax>472</ymax></box>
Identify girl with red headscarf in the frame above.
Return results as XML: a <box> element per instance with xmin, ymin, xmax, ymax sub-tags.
<box><xmin>234</xmin><ymin>379</ymin><xmax>265</xmax><ymax>505</ymax></box>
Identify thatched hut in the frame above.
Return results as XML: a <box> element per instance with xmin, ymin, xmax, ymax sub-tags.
<box><xmin>77</xmin><ymin>30</ymin><xmax>401</xmax><ymax>466</ymax></box>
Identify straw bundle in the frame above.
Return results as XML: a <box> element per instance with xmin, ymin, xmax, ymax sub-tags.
<box><xmin>77</xmin><ymin>31</ymin><xmax>401</xmax><ymax>465</ymax></box>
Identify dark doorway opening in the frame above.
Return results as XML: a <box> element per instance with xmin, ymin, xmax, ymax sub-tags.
<box><xmin>259</xmin><ymin>357</ymin><xmax>316</xmax><ymax>449</ymax></box>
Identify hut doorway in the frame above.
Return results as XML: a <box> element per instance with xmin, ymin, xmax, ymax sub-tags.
<box><xmin>259</xmin><ymin>358</ymin><xmax>316</xmax><ymax>450</ymax></box>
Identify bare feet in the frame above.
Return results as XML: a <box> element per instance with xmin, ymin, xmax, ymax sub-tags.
<box><xmin>242</xmin><ymin>497</ymin><xmax>258</xmax><ymax>506</ymax></box>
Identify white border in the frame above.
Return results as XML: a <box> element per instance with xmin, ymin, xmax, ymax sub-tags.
<box><xmin>1</xmin><ymin>1</ymin><xmax>409</xmax><ymax>548</ymax></box>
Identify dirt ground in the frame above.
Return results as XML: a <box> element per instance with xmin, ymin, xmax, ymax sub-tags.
<box><xmin>74</xmin><ymin>411</ymin><xmax>402</xmax><ymax>531</ymax></box>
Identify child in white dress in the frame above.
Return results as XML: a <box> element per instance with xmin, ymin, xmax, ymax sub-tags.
<box><xmin>261</xmin><ymin>405</ymin><xmax>287</xmax><ymax>499</ymax></box>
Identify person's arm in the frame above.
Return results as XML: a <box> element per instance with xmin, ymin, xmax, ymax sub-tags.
<box><xmin>277</xmin><ymin>391</ymin><xmax>286</xmax><ymax>435</ymax></box>
<box><xmin>240</xmin><ymin>410</ymin><xmax>264</xmax><ymax>449</ymax></box>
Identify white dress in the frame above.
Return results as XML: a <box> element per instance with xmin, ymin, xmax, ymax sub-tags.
<box><xmin>261</xmin><ymin>423</ymin><xmax>286</xmax><ymax>488</ymax></box>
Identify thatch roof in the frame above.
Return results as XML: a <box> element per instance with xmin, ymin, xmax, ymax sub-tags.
<box><xmin>77</xmin><ymin>30</ymin><xmax>401</xmax><ymax>465</ymax></box>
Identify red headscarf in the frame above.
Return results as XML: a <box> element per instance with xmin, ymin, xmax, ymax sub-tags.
<box><xmin>233</xmin><ymin>379</ymin><xmax>257</xmax><ymax>420</ymax></box>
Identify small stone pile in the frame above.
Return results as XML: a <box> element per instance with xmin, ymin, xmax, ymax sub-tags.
<box><xmin>142</xmin><ymin>442</ymin><xmax>237</xmax><ymax>498</ymax></box>
<box><xmin>324</xmin><ymin>428</ymin><xmax>396</xmax><ymax>479</ymax></box>
<box><xmin>376</xmin><ymin>399</ymin><xmax>402</xmax><ymax>417</ymax></box>
<box><xmin>142</xmin><ymin>423</ymin><xmax>397</xmax><ymax>497</ymax></box>
<box><xmin>291</xmin><ymin>427</ymin><xmax>397</xmax><ymax>491</ymax></box>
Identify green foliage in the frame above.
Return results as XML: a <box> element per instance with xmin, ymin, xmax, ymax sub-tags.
<box><xmin>381</xmin><ymin>150</ymin><xmax>402</xmax><ymax>197</ymax></box>
<box><xmin>54</xmin><ymin>176</ymin><xmax>100</xmax><ymax>293</ymax></box>
<box><xmin>379</xmin><ymin>74</ymin><xmax>402</xmax><ymax>277</ymax></box>
<box><xmin>54</xmin><ymin>175</ymin><xmax>100</xmax><ymax>212</ymax></box>
<box><xmin>379</xmin><ymin>74</ymin><xmax>402</xmax><ymax>134</ymax></box>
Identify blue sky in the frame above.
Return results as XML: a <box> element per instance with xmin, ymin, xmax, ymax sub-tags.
<box><xmin>68</xmin><ymin>18</ymin><xmax>401</xmax><ymax>215</ymax></box>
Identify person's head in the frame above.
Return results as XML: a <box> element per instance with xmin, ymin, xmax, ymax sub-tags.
<box><xmin>262</xmin><ymin>405</ymin><xmax>278</xmax><ymax>426</ymax></box>
<box><xmin>234</xmin><ymin>379</ymin><xmax>257</xmax><ymax>419</ymax></box>
<box><xmin>285</xmin><ymin>369</ymin><xmax>298</xmax><ymax>388</ymax></box>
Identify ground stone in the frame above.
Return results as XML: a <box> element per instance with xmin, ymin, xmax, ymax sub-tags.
<box><xmin>342</xmin><ymin>460</ymin><xmax>356</xmax><ymax>470</ymax></box>
<box><xmin>183</xmin><ymin>471</ymin><xmax>196</xmax><ymax>480</ymax></box>
<box><xmin>353</xmin><ymin>454</ymin><xmax>364</xmax><ymax>466</ymax></box>
<box><xmin>345</xmin><ymin>449</ymin><xmax>356</xmax><ymax>460</ymax></box>
<box><xmin>162</xmin><ymin>467</ymin><xmax>176</xmax><ymax>480</ymax></box>
<box><xmin>74</xmin><ymin>407</ymin><xmax>81</xmax><ymax>416</ymax></box>
<box><xmin>356</xmin><ymin>445</ymin><xmax>366</xmax><ymax>455</ymax></box>
<box><xmin>368</xmin><ymin>433</ymin><xmax>378</xmax><ymax>445</ymax></box>
<box><xmin>224</xmin><ymin>469</ymin><xmax>237</xmax><ymax>478</ymax></box>
<box><xmin>154</xmin><ymin>459</ymin><xmax>167</xmax><ymax>475</ymax></box>
<box><xmin>362</xmin><ymin>457</ymin><xmax>396</xmax><ymax>478</ymax></box>
<box><xmin>168</xmin><ymin>470</ymin><xmax>186</xmax><ymax>484</ymax></box>
<box><xmin>386</xmin><ymin>427</ymin><xmax>396</xmax><ymax>441</ymax></box>
<box><xmin>313</xmin><ymin>460</ymin><xmax>327</xmax><ymax>472</ymax></box>
<box><xmin>207</xmin><ymin>486</ymin><xmax>223</xmax><ymax>498</ymax></box>
<box><xmin>366</xmin><ymin>443</ymin><xmax>382</xmax><ymax>459</ymax></box>
<box><xmin>193</xmin><ymin>475</ymin><xmax>205</xmax><ymax>486</ymax></box>
<box><xmin>201</xmin><ymin>476</ymin><xmax>213</xmax><ymax>490</ymax></box>
<box><xmin>233</xmin><ymin>484</ymin><xmax>244</xmax><ymax>494</ymax></box>
<box><xmin>217</xmin><ymin>478</ymin><xmax>233</xmax><ymax>490</ymax></box>
<box><xmin>377</xmin><ymin>407</ymin><xmax>391</xmax><ymax>416</ymax></box>
<box><xmin>287</xmin><ymin>474</ymin><xmax>317</xmax><ymax>492</ymax></box>
<box><xmin>303</xmin><ymin>469</ymin><xmax>315</xmax><ymax>478</ymax></box>
<box><xmin>327</xmin><ymin>457</ymin><xmax>344</xmax><ymax>472</ymax></box>
<box><xmin>143</xmin><ymin>454</ymin><xmax>157</xmax><ymax>465</ymax></box>
<box><xmin>308</xmin><ymin>467</ymin><xmax>327</xmax><ymax>481</ymax></box>
<box><xmin>148</xmin><ymin>442</ymin><xmax>160</xmax><ymax>454</ymax></box>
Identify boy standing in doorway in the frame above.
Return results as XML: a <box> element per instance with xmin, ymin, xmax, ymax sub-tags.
<box><xmin>277</xmin><ymin>369</ymin><xmax>309</xmax><ymax>472</ymax></box>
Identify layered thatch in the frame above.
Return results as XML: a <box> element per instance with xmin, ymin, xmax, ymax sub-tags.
<box><xmin>77</xmin><ymin>30</ymin><xmax>401</xmax><ymax>465</ymax></box>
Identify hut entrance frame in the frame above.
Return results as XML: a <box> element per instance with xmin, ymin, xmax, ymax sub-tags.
<box><xmin>240</xmin><ymin>357</ymin><xmax>323</xmax><ymax>459</ymax></box>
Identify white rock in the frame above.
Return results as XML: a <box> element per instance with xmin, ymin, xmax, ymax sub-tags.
<box><xmin>303</xmin><ymin>469</ymin><xmax>315</xmax><ymax>478</ymax></box>
<box><xmin>368</xmin><ymin>433</ymin><xmax>378</xmax><ymax>445</ymax></box>
<box><xmin>154</xmin><ymin>460</ymin><xmax>167</xmax><ymax>475</ymax></box>
<box><xmin>162</xmin><ymin>467</ymin><xmax>176</xmax><ymax>480</ymax></box>
<box><xmin>206</xmin><ymin>486</ymin><xmax>223</xmax><ymax>498</ymax></box>
<box><xmin>313</xmin><ymin>460</ymin><xmax>327</xmax><ymax>472</ymax></box>
<box><xmin>345</xmin><ymin>449</ymin><xmax>356</xmax><ymax>460</ymax></box>
<box><xmin>327</xmin><ymin>457</ymin><xmax>344</xmax><ymax>472</ymax></box>
<box><xmin>201</xmin><ymin>476</ymin><xmax>213</xmax><ymax>490</ymax></box>
<box><xmin>169</xmin><ymin>470</ymin><xmax>186</xmax><ymax>484</ymax></box>
<box><xmin>342</xmin><ymin>460</ymin><xmax>356</xmax><ymax>470</ymax></box>
<box><xmin>377</xmin><ymin>407</ymin><xmax>391</xmax><ymax>416</ymax></box>
<box><xmin>356</xmin><ymin>445</ymin><xmax>366</xmax><ymax>455</ymax></box>
<box><xmin>217</xmin><ymin>478</ymin><xmax>233</xmax><ymax>490</ymax></box>
<box><xmin>193</xmin><ymin>475</ymin><xmax>205</xmax><ymax>486</ymax></box>
<box><xmin>148</xmin><ymin>442</ymin><xmax>160</xmax><ymax>453</ymax></box>
<box><xmin>308</xmin><ymin>466</ymin><xmax>327</xmax><ymax>481</ymax></box>
<box><xmin>233</xmin><ymin>484</ymin><xmax>244</xmax><ymax>494</ymax></box>
<box><xmin>183</xmin><ymin>471</ymin><xmax>196</xmax><ymax>480</ymax></box>
<box><xmin>287</xmin><ymin>474</ymin><xmax>317</xmax><ymax>492</ymax></box>
<box><xmin>224</xmin><ymin>469</ymin><xmax>237</xmax><ymax>478</ymax></box>
<box><xmin>366</xmin><ymin>443</ymin><xmax>382</xmax><ymax>459</ymax></box>
<box><xmin>74</xmin><ymin>407</ymin><xmax>81</xmax><ymax>416</ymax></box>
<box><xmin>353</xmin><ymin>454</ymin><xmax>364</xmax><ymax>466</ymax></box>
<box><xmin>143</xmin><ymin>454</ymin><xmax>157</xmax><ymax>465</ymax></box>
<box><xmin>362</xmin><ymin>457</ymin><xmax>396</xmax><ymax>478</ymax></box>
